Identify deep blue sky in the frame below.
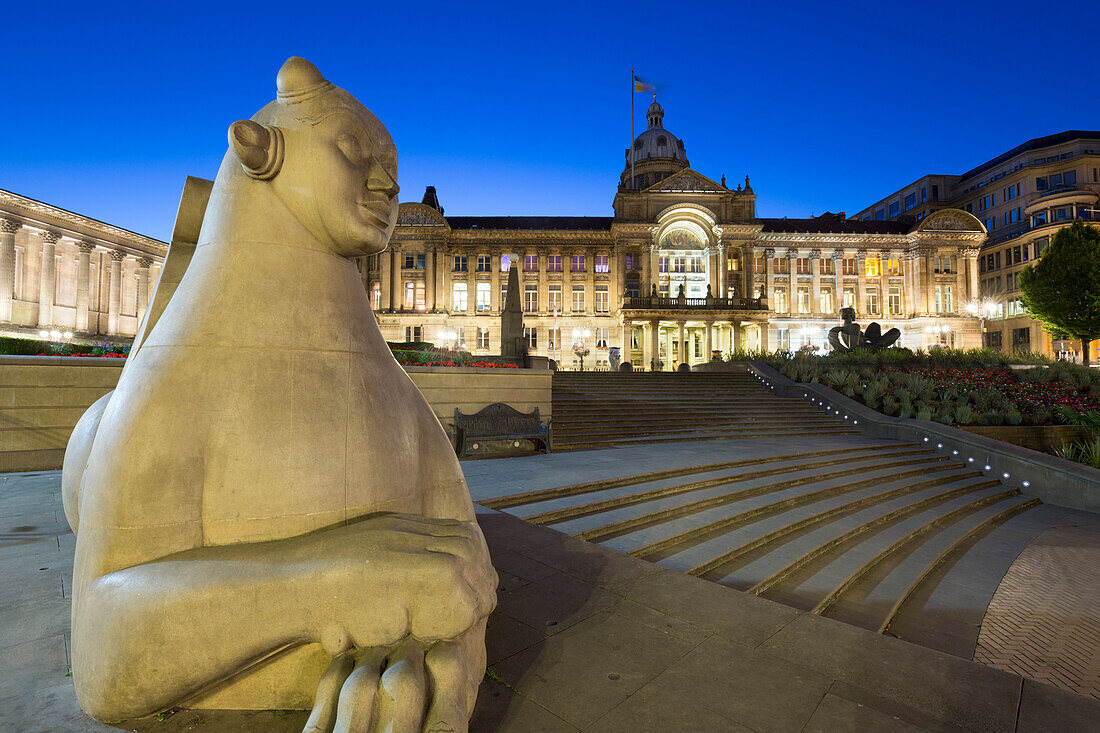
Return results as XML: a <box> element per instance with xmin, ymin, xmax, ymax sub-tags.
<box><xmin>1</xmin><ymin>0</ymin><xmax>1094</xmax><ymax>242</ymax></box>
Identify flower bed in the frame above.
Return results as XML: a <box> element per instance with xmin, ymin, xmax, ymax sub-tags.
<box><xmin>770</xmin><ymin>351</ymin><xmax>1100</xmax><ymax>427</ymax></box>
<box><xmin>389</xmin><ymin>344</ymin><xmax>518</xmax><ymax>368</ymax></box>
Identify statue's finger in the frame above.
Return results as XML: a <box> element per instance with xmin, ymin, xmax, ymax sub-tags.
<box><xmin>422</xmin><ymin>621</ymin><xmax>487</xmax><ymax>732</ymax></box>
<box><xmin>374</xmin><ymin>641</ymin><xmax>427</xmax><ymax>733</ymax></box>
<box><xmin>332</xmin><ymin>661</ymin><xmax>381</xmax><ymax>733</ymax></box>
<box><xmin>303</xmin><ymin>655</ymin><xmax>355</xmax><ymax>733</ymax></box>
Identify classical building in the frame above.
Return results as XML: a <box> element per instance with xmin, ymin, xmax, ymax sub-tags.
<box><xmin>368</xmin><ymin>101</ymin><xmax>985</xmax><ymax>369</ymax></box>
<box><xmin>0</xmin><ymin>188</ymin><xmax>166</xmax><ymax>339</ymax></box>
<box><xmin>855</xmin><ymin>130</ymin><xmax>1100</xmax><ymax>359</ymax></box>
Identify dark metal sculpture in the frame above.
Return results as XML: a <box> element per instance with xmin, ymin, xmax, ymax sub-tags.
<box><xmin>828</xmin><ymin>307</ymin><xmax>901</xmax><ymax>351</ymax></box>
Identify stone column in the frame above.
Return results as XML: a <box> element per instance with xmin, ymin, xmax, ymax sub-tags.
<box><xmin>490</xmin><ymin>248</ymin><xmax>501</xmax><ymax>313</ymax></box>
<box><xmin>925</xmin><ymin>250</ymin><xmax>936</xmax><ymax>314</ymax></box>
<box><xmin>107</xmin><ymin>251</ymin><xmax>124</xmax><ymax>335</ymax></box>
<box><xmin>732</xmin><ymin>320</ymin><xmax>742</xmax><ymax>352</ymax></box>
<box><xmin>703</xmin><ymin>321</ymin><xmax>712</xmax><ymax>361</ymax></box>
<box><xmin>621</xmin><ymin>321</ymin><xmax>631</xmax><ymax>364</ymax></box>
<box><xmin>954</xmin><ymin>252</ymin><xmax>966</xmax><ymax>314</ymax></box>
<box><xmin>855</xmin><ymin>249</ymin><xmax>867</xmax><ymax>316</ymax></box>
<box><xmin>718</xmin><ymin>245</ymin><xmax>728</xmax><ymax>298</ymax></box>
<box><xmin>810</xmin><ymin>250</ymin><xmax>821</xmax><ymax>316</ymax></box>
<box><xmin>137</xmin><ymin>258</ymin><xmax>152</xmax><ymax>324</ymax></box>
<box><xmin>585</xmin><ymin>248</ymin><xmax>595</xmax><ymax>315</ymax></box>
<box><xmin>537</xmin><ymin>251</ymin><xmax>548</xmax><ymax>312</ymax></box>
<box><xmin>563</xmin><ymin>248</ymin><xmax>573</xmax><ymax>315</ymax></box>
<box><xmin>0</xmin><ymin>219</ymin><xmax>21</xmax><ymax>322</ymax></box>
<box><xmin>425</xmin><ymin>246</ymin><xmax>435</xmax><ymax>310</ymax></box>
<box><xmin>709</xmin><ymin>249</ymin><xmax>719</xmax><ymax>296</ymax></box>
<box><xmin>609</xmin><ymin>247</ymin><xmax>619</xmax><ymax>314</ymax></box>
<box><xmin>437</xmin><ymin>248</ymin><xmax>448</xmax><ymax>312</ymax></box>
<box><xmin>759</xmin><ymin>322</ymin><xmax>769</xmax><ymax>352</ymax></box>
<box><xmin>77</xmin><ymin>242</ymin><xmax>94</xmax><ymax>332</ymax></box>
<box><xmin>966</xmin><ymin>247</ymin><xmax>980</xmax><ymax>303</ymax></box>
<box><xmin>390</xmin><ymin>247</ymin><xmax>402</xmax><ymax>310</ymax></box>
<box><xmin>380</xmin><ymin>248</ymin><xmax>392</xmax><ymax>310</ymax></box>
<box><xmin>641</xmin><ymin>245</ymin><xmax>651</xmax><ymax>292</ymax></box>
<box><xmin>38</xmin><ymin>231</ymin><xmax>60</xmax><ymax>327</ymax></box>
<box><xmin>648</xmin><ymin>245</ymin><xmax>658</xmax><ymax>293</ymax></box>
<box><xmin>764</xmin><ymin>248</ymin><xmax>775</xmax><ymax>304</ymax></box>
<box><xmin>648</xmin><ymin>319</ymin><xmax>659</xmax><ymax>371</ymax></box>
<box><xmin>677</xmin><ymin>321</ymin><xmax>686</xmax><ymax>365</ymax></box>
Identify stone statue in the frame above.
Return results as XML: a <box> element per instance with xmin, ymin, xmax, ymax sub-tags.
<box><xmin>61</xmin><ymin>57</ymin><xmax>497</xmax><ymax>732</ymax></box>
<box><xmin>828</xmin><ymin>306</ymin><xmax>900</xmax><ymax>350</ymax></box>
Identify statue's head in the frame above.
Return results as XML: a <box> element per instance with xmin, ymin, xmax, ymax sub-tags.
<box><xmin>839</xmin><ymin>306</ymin><xmax>856</xmax><ymax>323</ymax></box>
<box><xmin>227</xmin><ymin>57</ymin><xmax>399</xmax><ymax>257</ymax></box>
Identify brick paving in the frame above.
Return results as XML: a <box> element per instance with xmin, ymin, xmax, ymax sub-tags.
<box><xmin>974</xmin><ymin>514</ymin><xmax>1100</xmax><ymax>700</ymax></box>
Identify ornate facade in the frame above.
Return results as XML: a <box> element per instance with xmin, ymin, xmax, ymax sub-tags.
<box><xmin>0</xmin><ymin>188</ymin><xmax>166</xmax><ymax>339</ymax></box>
<box><xmin>367</xmin><ymin>101</ymin><xmax>985</xmax><ymax>369</ymax></box>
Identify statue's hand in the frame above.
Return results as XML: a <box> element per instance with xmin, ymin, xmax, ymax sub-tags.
<box><xmin>314</xmin><ymin>514</ymin><xmax>497</xmax><ymax>652</ymax></box>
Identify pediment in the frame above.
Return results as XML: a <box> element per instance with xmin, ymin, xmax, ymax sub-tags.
<box><xmin>396</xmin><ymin>202</ymin><xmax>448</xmax><ymax>227</ymax></box>
<box><xmin>646</xmin><ymin>169</ymin><xmax>725</xmax><ymax>194</ymax></box>
<box><xmin>916</xmin><ymin>208</ymin><xmax>985</xmax><ymax>233</ymax></box>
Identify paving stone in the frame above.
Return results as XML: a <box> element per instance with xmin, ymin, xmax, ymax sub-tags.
<box><xmin>491</xmin><ymin>610</ymin><xmax>698</xmax><ymax>730</ymax></box>
<box><xmin>640</xmin><ymin>634</ymin><xmax>832</xmax><ymax>733</ymax></box>
<box><xmin>495</xmin><ymin>571</ymin><xmax>620</xmax><ymax>638</ymax></box>
<box><xmin>470</xmin><ymin>678</ymin><xmax>579</xmax><ymax>732</ymax></box>
<box><xmin>618</xmin><ymin>567</ymin><xmax>800</xmax><ymax>648</ymax></box>
<box><xmin>0</xmin><ymin>633</ymin><xmax>69</xmax><ymax>704</ymax></box>
<box><xmin>761</xmin><ymin>612</ymin><xmax>1022</xmax><ymax>732</ymax></box>
<box><xmin>610</xmin><ymin>598</ymin><xmax>711</xmax><ymax>646</ymax></box>
<box><xmin>0</xmin><ymin>596</ymin><xmax>72</xmax><ymax>647</ymax></box>
<box><xmin>802</xmin><ymin>692</ymin><xmax>932</xmax><ymax>733</ymax></box>
<box><xmin>585</xmin><ymin>679</ymin><xmax>752</xmax><ymax>732</ymax></box>
<box><xmin>1016</xmin><ymin>678</ymin><xmax>1100</xmax><ymax>732</ymax></box>
<box><xmin>486</xmin><ymin>609</ymin><xmax>546</xmax><ymax>666</ymax></box>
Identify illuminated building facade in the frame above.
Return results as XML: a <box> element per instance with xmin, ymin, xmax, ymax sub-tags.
<box><xmin>368</xmin><ymin>101</ymin><xmax>987</xmax><ymax>368</ymax></box>
<box><xmin>855</xmin><ymin>130</ymin><xmax>1100</xmax><ymax>359</ymax></box>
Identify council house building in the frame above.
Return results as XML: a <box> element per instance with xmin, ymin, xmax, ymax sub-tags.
<box><xmin>367</xmin><ymin>100</ymin><xmax>985</xmax><ymax>369</ymax></box>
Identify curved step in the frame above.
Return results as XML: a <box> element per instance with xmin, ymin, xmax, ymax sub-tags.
<box><xmin>748</xmin><ymin>486</ymin><xmax>1022</xmax><ymax>598</ymax></box>
<box><xmin>479</xmin><ymin>443</ymin><xmax>911</xmax><ymax>510</ymax></box>
<box><xmin>521</xmin><ymin>448</ymin><xmax>938</xmax><ymax>525</ymax></box>
<box><xmin>877</xmin><ymin>496</ymin><xmax>1041</xmax><ymax>635</ymax></box>
<box><xmin>555</xmin><ymin>426</ymin><xmax>861</xmax><ymax>449</ymax></box>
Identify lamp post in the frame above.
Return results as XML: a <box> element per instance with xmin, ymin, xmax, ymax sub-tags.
<box><xmin>572</xmin><ymin>327</ymin><xmax>591</xmax><ymax>371</ymax></box>
<box><xmin>965</xmin><ymin>299</ymin><xmax>998</xmax><ymax>349</ymax></box>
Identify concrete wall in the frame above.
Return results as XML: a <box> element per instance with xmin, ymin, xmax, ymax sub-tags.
<box><xmin>0</xmin><ymin>358</ymin><xmax>552</xmax><ymax>472</ymax></box>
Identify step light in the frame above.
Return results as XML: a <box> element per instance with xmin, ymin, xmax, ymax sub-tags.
<box><xmin>1022</xmin><ymin>481</ymin><xmax>1030</xmax><ymax>488</ymax></box>
<box><xmin>1002</xmin><ymin>472</ymin><xmax>1010</xmax><ymax>479</ymax></box>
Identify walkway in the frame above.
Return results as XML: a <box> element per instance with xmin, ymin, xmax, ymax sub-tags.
<box><xmin>973</xmin><ymin>514</ymin><xmax>1100</xmax><ymax>699</ymax></box>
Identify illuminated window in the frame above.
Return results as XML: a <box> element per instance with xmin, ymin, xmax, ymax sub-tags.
<box><xmin>774</xmin><ymin>288</ymin><xmax>788</xmax><ymax>313</ymax></box>
<box><xmin>865</xmin><ymin>258</ymin><xmax>881</xmax><ymax>277</ymax></box>
<box><xmin>888</xmin><ymin>287</ymin><xmax>901</xmax><ymax>315</ymax></box>
<box><xmin>571</xmin><ymin>255</ymin><xmax>585</xmax><ymax>273</ymax></box>
<box><xmin>797</xmin><ymin>288</ymin><xmax>810</xmax><ymax>314</ymax></box>
<box><xmin>524</xmin><ymin>254</ymin><xmax>538</xmax><ymax>271</ymax></box>
<box><xmin>452</xmin><ymin>282</ymin><xmax>467</xmax><ymax>311</ymax></box>
<box><xmin>547</xmin><ymin>255</ymin><xmax>562</xmax><ymax>272</ymax></box>
<box><xmin>476</xmin><ymin>282</ymin><xmax>491</xmax><ymax>312</ymax></box>
<box><xmin>524</xmin><ymin>284</ymin><xmax>537</xmax><ymax>313</ymax></box>
<box><xmin>842</xmin><ymin>287</ymin><xmax>855</xmax><ymax>308</ymax></box>
<box><xmin>500</xmin><ymin>255</ymin><xmax>511</xmax><ymax>272</ymax></box>
<box><xmin>415</xmin><ymin>281</ymin><xmax>425</xmax><ymax>311</ymax></box>
<box><xmin>595</xmin><ymin>285</ymin><xmax>609</xmax><ymax>313</ymax></box>
<box><xmin>944</xmin><ymin>285</ymin><xmax>954</xmax><ymax>313</ymax></box>
<box><xmin>403</xmin><ymin>281</ymin><xmax>415</xmax><ymax>310</ymax></box>
<box><xmin>595</xmin><ymin>255</ymin><xmax>609</xmax><ymax>273</ymax></box>
<box><xmin>727</xmin><ymin>255</ymin><xmax>740</xmax><ymax>272</ymax></box>
<box><xmin>596</xmin><ymin>328</ymin><xmax>609</xmax><ymax>349</ymax></box>
<box><xmin>866</xmin><ymin>289</ymin><xmax>880</xmax><ymax>315</ymax></box>
<box><xmin>548</xmin><ymin>327</ymin><xmax>560</xmax><ymax>350</ymax></box>
<box><xmin>370</xmin><ymin>282</ymin><xmax>381</xmax><ymax>310</ymax></box>
<box><xmin>548</xmin><ymin>284</ymin><xmax>561</xmax><ymax>312</ymax></box>
<box><xmin>886</xmin><ymin>258</ymin><xmax>901</xmax><ymax>276</ymax></box>
<box><xmin>477</xmin><ymin>327</ymin><xmax>489</xmax><ymax>349</ymax></box>
<box><xmin>571</xmin><ymin>284</ymin><xmax>585</xmax><ymax>312</ymax></box>
<box><xmin>935</xmin><ymin>286</ymin><xmax>943</xmax><ymax>314</ymax></box>
<box><xmin>820</xmin><ymin>288</ymin><xmax>834</xmax><ymax>314</ymax></box>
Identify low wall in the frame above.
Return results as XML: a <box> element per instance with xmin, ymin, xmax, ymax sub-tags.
<box><xmin>0</xmin><ymin>357</ymin><xmax>552</xmax><ymax>472</ymax></box>
<box><xmin>708</xmin><ymin>360</ymin><xmax>1100</xmax><ymax>514</ymax></box>
<box><xmin>960</xmin><ymin>424</ymin><xmax>1091</xmax><ymax>452</ymax></box>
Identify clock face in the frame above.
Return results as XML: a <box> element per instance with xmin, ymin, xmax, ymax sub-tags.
<box><xmin>661</xmin><ymin>229</ymin><xmax>704</xmax><ymax>251</ymax></box>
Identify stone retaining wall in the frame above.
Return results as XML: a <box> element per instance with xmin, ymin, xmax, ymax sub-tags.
<box><xmin>0</xmin><ymin>357</ymin><xmax>552</xmax><ymax>472</ymax></box>
<box><xmin>696</xmin><ymin>360</ymin><xmax>1100</xmax><ymax>514</ymax></box>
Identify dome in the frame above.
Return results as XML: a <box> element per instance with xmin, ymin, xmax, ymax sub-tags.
<box><xmin>626</xmin><ymin>98</ymin><xmax>686</xmax><ymax>167</ymax></box>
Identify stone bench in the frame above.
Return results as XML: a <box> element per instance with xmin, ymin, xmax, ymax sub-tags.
<box><xmin>454</xmin><ymin>403</ymin><xmax>550</xmax><ymax>458</ymax></box>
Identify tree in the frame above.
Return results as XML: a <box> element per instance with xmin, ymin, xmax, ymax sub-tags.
<box><xmin>1018</xmin><ymin>220</ymin><xmax>1100</xmax><ymax>365</ymax></box>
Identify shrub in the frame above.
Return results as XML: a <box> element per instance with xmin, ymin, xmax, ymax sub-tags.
<box><xmin>916</xmin><ymin>406</ymin><xmax>933</xmax><ymax>422</ymax></box>
<box><xmin>1004</xmin><ymin>407</ymin><xmax>1023</xmax><ymax>426</ymax></box>
<box><xmin>953</xmin><ymin>405</ymin><xmax>975</xmax><ymax>425</ymax></box>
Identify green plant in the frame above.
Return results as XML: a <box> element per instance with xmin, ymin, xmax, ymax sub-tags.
<box><xmin>1076</xmin><ymin>439</ymin><xmax>1100</xmax><ymax>468</ymax></box>
<box><xmin>916</xmin><ymin>406</ymin><xmax>933</xmax><ymax>422</ymax></box>
<box><xmin>1004</xmin><ymin>407</ymin><xmax>1023</xmax><ymax>426</ymax></box>
<box><xmin>953</xmin><ymin>405</ymin><xmax>975</xmax><ymax>425</ymax></box>
<box><xmin>1052</xmin><ymin>442</ymin><xmax>1079</xmax><ymax>462</ymax></box>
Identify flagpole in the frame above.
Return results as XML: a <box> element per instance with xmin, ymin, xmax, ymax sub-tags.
<box><xmin>630</xmin><ymin>67</ymin><xmax>635</xmax><ymax>189</ymax></box>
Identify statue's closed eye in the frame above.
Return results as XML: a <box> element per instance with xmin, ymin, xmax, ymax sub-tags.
<box><xmin>337</xmin><ymin>134</ymin><xmax>364</xmax><ymax>166</ymax></box>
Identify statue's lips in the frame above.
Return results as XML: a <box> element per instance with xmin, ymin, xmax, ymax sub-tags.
<box><xmin>358</xmin><ymin>201</ymin><xmax>393</xmax><ymax>230</ymax></box>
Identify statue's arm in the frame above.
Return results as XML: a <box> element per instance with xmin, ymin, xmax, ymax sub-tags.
<box><xmin>74</xmin><ymin>514</ymin><xmax>496</xmax><ymax>722</ymax></box>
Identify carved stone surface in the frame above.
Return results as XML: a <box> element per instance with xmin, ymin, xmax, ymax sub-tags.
<box><xmin>828</xmin><ymin>306</ymin><xmax>900</xmax><ymax>351</ymax></box>
<box><xmin>61</xmin><ymin>57</ymin><xmax>496</xmax><ymax>732</ymax></box>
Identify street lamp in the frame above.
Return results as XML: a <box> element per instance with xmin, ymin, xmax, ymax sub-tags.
<box><xmin>965</xmin><ymin>299</ymin><xmax>998</xmax><ymax>348</ymax></box>
<box><xmin>572</xmin><ymin>327</ymin><xmax>591</xmax><ymax>371</ymax></box>
<box><xmin>924</xmin><ymin>323</ymin><xmax>951</xmax><ymax>347</ymax></box>
<box><xmin>439</xmin><ymin>328</ymin><xmax>459</xmax><ymax>351</ymax></box>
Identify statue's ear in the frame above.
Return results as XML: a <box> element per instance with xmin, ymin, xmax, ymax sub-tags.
<box><xmin>228</xmin><ymin>120</ymin><xmax>284</xmax><ymax>180</ymax></box>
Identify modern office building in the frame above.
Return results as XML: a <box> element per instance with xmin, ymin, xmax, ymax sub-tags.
<box><xmin>0</xmin><ymin>189</ymin><xmax>166</xmax><ymax>340</ymax></box>
<box><xmin>369</xmin><ymin>101</ymin><xmax>985</xmax><ymax>369</ymax></box>
<box><xmin>854</xmin><ymin>131</ymin><xmax>1100</xmax><ymax>359</ymax></box>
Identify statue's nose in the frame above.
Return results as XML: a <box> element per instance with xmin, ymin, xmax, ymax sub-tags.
<box><xmin>367</xmin><ymin>157</ymin><xmax>399</xmax><ymax>198</ymax></box>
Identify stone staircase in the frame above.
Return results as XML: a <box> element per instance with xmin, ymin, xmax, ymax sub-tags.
<box><xmin>482</xmin><ymin>439</ymin><xmax>1044</xmax><ymax>644</ymax></box>
<box><xmin>551</xmin><ymin>371</ymin><xmax>858</xmax><ymax>450</ymax></box>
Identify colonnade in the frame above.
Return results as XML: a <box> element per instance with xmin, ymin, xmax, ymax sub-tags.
<box><xmin>0</xmin><ymin>218</ymin><xmax>156</xmax><ymax>336</ymax></box>
<box><xmin>621</xmin><ymin>318</ymin><xmax>763</xmax><ymax>371</ymax></box>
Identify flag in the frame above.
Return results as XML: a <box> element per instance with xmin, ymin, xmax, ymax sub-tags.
<box><xmin>633</xmin><ymin>74</ymin><xmax>656</xmax><ymax>93</ymax></box>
